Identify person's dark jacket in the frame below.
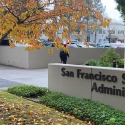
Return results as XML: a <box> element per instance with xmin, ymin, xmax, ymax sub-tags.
<box><xmin>59</xmin><ymin>50</ymin><xmax>69</xmax><ymax>63</ymax></box>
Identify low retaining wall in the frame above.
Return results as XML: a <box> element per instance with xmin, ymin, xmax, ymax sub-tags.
<box><xmin>48</xmin><ymin>63</ymin><xmax>125</xmax><ymax>111</ymax></box>
<box><xmin>0</xmin><ymin>47</ymin><xmax>29</xmax><ymax>68</ymax></box>
<box><xmin>0</xmin><ymin>47</ymin><xmax>124</xmax><ymax>69</ymax></box>
<box><xmin>28</xmin><ymin>48</ymin><xmax>124</xmax><ymax>68</ymax></box>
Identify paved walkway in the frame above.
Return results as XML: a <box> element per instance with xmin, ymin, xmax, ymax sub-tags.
<box><xmin>0</xmin><ymin>65</ymin><xmax>48</xmax><ymax>89</ymax></box>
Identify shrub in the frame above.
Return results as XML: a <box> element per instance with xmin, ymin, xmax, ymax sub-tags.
<box><xmin>84</xmin><ymin>48</ymin><xmax>121</xmax><ymax>68</ymax></box>
<box><xmin>84</xmin><ymin>59</ymin><xmax>99</xmax><ymax>66</ymax></box>
<box><xmin>84</xmin><ymin>59</ymin><xmax>112</xmax><ymax>67</ymax></box>
<box><xmin>99</xmin><ymin>61</ymin><xmax>112</xmax><ymax>67</ymax></box>
<box><xmin>117</xmin><ymin>58</ymin><xmax>124</xmax><ymax>68</ymax></box>
<box><xmin>39</xmin><ymin>92</ymin><xmax>125</xmax><ymax>125</ymax></box>
<box><xmin>8</xmin><ymin>85</ymin><xmax>48</xmax><ymax>97</ymax></box>
<box><xmin>100</xmin><ymin>48</ymin><xmax>120</xmax><ymax>65</ymax></box>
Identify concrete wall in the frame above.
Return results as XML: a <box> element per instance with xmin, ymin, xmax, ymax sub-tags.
<box><xmin>48</xmin><ymin>64</ymin><xmax>92</xmax><ymax>99</ymax></box>
<box><xmin>28</xmin><ymin>48</ymin><xmax>59</xmax><ymax>69</ymax></box>
<box><xmin>48</xmin><ymin>63</ymin><xmax>125</xmax><ymax>111</ymax></box>
<box><xmin>0</xmin><ymin>46</ymin><xmax>124</xmax><ymax>69</ymax></box>
<box><xmin>0</xmin><ymin>47</ymin><xmax>29</xmax><ymax>68</ymax></box>
<box><xmin>28</xmin><ymin>48</ymin><xmax>124</xmax><ymax>69</ymax></box>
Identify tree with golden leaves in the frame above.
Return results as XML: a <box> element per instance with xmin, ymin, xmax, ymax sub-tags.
<box><xmin>0</xmin><ymin>0</ymin><xmax>110</xmax><ymax>50</ymax></box>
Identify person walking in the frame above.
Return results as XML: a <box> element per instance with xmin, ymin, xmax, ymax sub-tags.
<box><xmin>59</xmin><ymin>45</ymin><xmax>69</xmax><ymax>64</ymax></box>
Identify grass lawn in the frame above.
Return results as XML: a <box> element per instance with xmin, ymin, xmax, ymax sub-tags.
<box><xmin>0</xmin><ymin>91</ymin><xmax>90</xmax><ymax>125</ymax></box>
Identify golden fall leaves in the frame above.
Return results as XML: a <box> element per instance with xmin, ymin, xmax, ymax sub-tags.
<box><xmin>0</xmin><ymin>91</ymin><xmax>90</xmax><ymax>125</ymax></box>
<box><xmin>95</xmin><ymin>12</ymin><xmax>111</xmax><ymax>28</ymax></box>
<box><xmin>84</xmin><ymin>41</ymin><xmax>89</xmax><ymax>47</ymax></box>
<box><xmin>0</xmin><ymin>0</ymin><xmax>110</xmax><ymax>50</ymax></box>
<box><xmin>47</xmin><ymin>37</ymin><xmax>69</xmax><ymax>54</ymax></box>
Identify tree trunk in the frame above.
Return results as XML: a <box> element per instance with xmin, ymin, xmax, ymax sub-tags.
<box><xmin>0</xmin><ymin>28</ymin><xmax>12</xmax><ymax>44</ymax></box>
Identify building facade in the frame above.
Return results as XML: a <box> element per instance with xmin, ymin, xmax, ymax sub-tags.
<box><xmin>90</xmin><ymin>22</ymin><xmax>125</xmax><ymax>43</ymax></box>
<box><xmin>40</xmin><ymin>22</ymin><xmax>125</xmax><ymax>43</ymax></box>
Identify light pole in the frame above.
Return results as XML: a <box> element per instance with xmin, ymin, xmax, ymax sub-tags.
<box><xmin>87</xmin><ymin>26</ymin><xmax>90</xmax><ymax>42</ymax></box>
<box><xmin>109</xmin><ymin>32</ymin><xmax>111</xmax><ymax>43</ymax></box>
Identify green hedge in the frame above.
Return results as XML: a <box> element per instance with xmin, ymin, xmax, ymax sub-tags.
<box><xmin>8</xmin><ymin>85</ymin><xmax>125</xmax><ymax>124</ymax></box>
<box><xmin>84</xmin><ymin>59</ymin><xmax>112</xmax><ymax>67</ymax></box>
<box><xmin>8</xmin><ymin>85</ymin><xmax>47</xmax><ymax>97</ymax></box>
<box><xmin>39</xmin><ymin>92</ymin><xmax>125</xmax><ymax>125</ymax></box>
<box><xmin>84</xmin><ymin>48</ymin><xmax>124</xmax><ymax>68</ymax></box>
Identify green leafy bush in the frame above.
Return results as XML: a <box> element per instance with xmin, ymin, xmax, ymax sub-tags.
<box><xmin>100</xmin><ymin>48</ymin><xmax>120</xmax><ymax>65</ymax></box>
<box><xmin>99</xmin><ymin>61</ymin><xmax>112</xmax><ymax>67</ymax></box>
<box><xmin>84</xmin><ymin>59</ymin><xmax>112</xmax><ymax>67</ymax></box>
<box><xmin>39</xmin><ymin>92</ymin><xmax>125</xmax><ymax>125</ymax></box>
<box><xmin>117</xmin><ymin>58</ymin><xmax>124</xmax><ymax>68</ymax></box>
<box><xmin>84</xmin><ymin>59</ymin><xmax>99</xmax><ymax>66</ymax></box>
<box><xmin>84</xmin><ymin>48</ymin><xmax>122</xmax><ymax>68</ymax></box>
<box><xmin>107</xmin><ymin>118</ymin><xmax>116</xmax><ymax>125</ymax></box>
<box><xmin>8</xmin><ymin>85</ymin><xmax>47</xmax><ymax>97</ymax></box>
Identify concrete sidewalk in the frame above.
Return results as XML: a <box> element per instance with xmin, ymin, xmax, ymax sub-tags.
<box><xmin>0</xmin><ymin>65</ymin><xmax>48</xmax><ymax>89</ymax></box>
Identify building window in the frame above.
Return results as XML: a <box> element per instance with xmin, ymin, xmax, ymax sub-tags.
<box><xmin>103</xmin><ymin>30</ymin><xmax>105</xmax><ymax>34</ymax></box>
<box><xmin>99</xmin><ymin>29</ymin><xmax>105</xmax><ymax>34</ymax></box>
<box><xmin>99</xmin><ymin>30</ymin><xmax>102</xmax><ymax>34</ymax></box>
<box><xmin>108</xmin><ymin>30</ymin><xmax>115</xmax><ymax>34</ymax></box>
<box><xmin>118</xmin><ymin>30</ymin><xmax>124</xmax><ymax>35</ymax></box>
<box><xmin>99</xmin><ymin>39</ymin><xmax>102</xmax><ymax>42</ymax></box>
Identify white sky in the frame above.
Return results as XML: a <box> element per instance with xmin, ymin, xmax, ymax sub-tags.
<box><xmin>101</xmin><ymin>0</ymin><xmax>123</xmax><ymax>23</ymax></box>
